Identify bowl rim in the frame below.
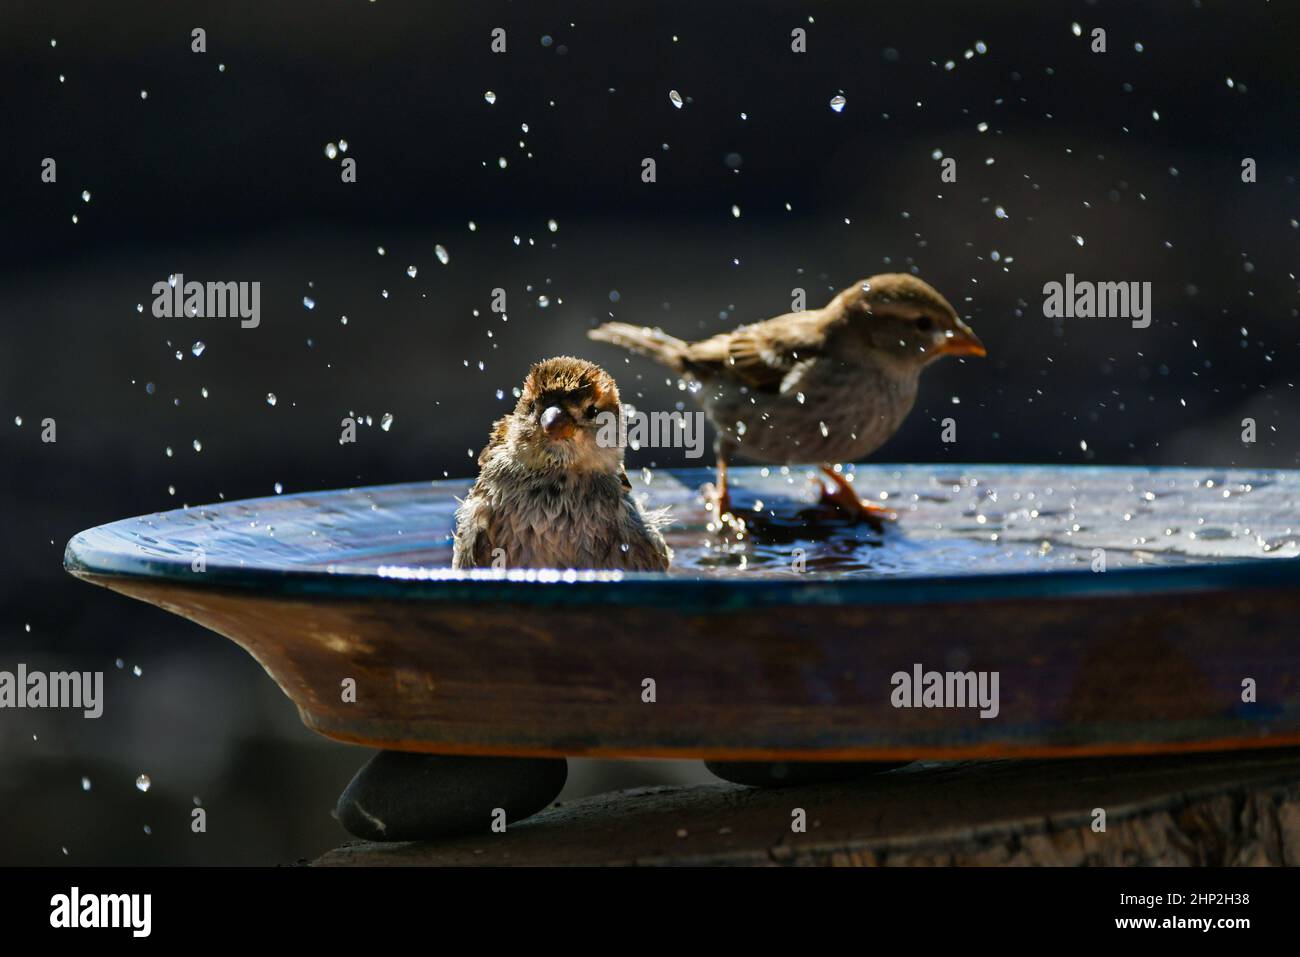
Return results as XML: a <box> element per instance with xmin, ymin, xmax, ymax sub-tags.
<box><xmin>63</xmin><ymin>463</ymin><xmax>1300</xmax><ymax>608</ymax></box>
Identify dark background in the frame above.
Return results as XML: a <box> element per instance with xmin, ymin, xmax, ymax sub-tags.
<box><xmin>1</xmin><ymin>0</ymin><xmax>1297</xmax><ymax>863</ymax></box>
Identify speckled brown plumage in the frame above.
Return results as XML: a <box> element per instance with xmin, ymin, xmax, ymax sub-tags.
<box><xmin>452</xmin><ymin>357</ymin><xmax>671</xmax><ymax>572</ymax></box>
<box><xmin>589</xmin><ymin>274</ymin><xmax>985</xmax><ymax>521</ymax></box>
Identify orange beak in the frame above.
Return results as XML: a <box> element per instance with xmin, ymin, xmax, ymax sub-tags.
<box><xmin>939</xmin><ymin>327</ymin><xmax>987</xmax><ymax>358</ymax></box>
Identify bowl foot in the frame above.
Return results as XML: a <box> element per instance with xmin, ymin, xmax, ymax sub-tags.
<box><xmin>335</xmin><ymin>751</ymin><xmax>568</xmax><ymax>842</ymax></box>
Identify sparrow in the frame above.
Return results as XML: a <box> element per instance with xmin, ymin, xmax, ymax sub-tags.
<box><xmin>588</xmin><ymin>274</ymin><xmax>985</xmax><ymax>524</ymax></box>
<box><xmin>452</xmin><ymin>356</ymin><xmax>672</xmax><ymax>572</ymax></box>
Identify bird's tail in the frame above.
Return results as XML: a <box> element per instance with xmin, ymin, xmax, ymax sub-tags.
<box><xmin>588</xmin><ymin>322</ymin><xmax>689</xmax><ymax>372</ymax></box>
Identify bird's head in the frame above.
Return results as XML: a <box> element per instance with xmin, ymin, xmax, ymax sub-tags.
<box><xmin>834</xmin><ymin>273</ymin><xmax>986</xmax><ymax>369</ymax></box>
<box><xmin>508</xmin><ymin>356</ymin><xmax>625</xmax><ymax>472</ymax></box>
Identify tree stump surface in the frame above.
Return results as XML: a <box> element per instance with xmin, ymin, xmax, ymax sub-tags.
<box><xmin>315</xmin><ymin>748</ymin><xmax>1300</xmax><ymax>866</ymax></box>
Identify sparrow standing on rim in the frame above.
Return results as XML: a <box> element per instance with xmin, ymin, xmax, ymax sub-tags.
<box><xmin>588</xmin><ymin>274</ymin><xmax>985</xmax><ymax>525</ymax></box>
<box><xmin>452</xmin><ymin>356</ymin><xmax>671</xmax><ymax>571</ymax></box>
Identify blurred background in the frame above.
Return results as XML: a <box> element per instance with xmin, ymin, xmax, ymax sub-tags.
<box><xmin>1</xmin><ymin>0</ymin><xmax>1297</xmax><ymax>863</ymax></box>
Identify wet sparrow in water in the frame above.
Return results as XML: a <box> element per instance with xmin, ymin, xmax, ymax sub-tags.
<box><xmin>589</xmin><ymin>274</ymin><xmax>985</xmax><ymax>525</ymax></box>
<box><xmin>452</xmin><ymin>356</ymin><xmax>671</xmax><ymax>571</ymax></box>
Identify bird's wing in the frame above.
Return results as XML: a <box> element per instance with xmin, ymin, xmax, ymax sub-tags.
<box><xmin>477</xmin><ymin>416</ymin><xmax>510</xmax><ymax>467</ymax></box>
<box><xmin>613</xmin><ymin>492</ymin><xmax>672</xmax><ymax>572</ymax></box>
<box><xmin>683</xmin><ymin>312</ymin><xmax>829</xmax><ymax>392</ymax></box>
<box><xmin>452</xmin><ymin>482</ymin><xmax>501</xmax><ymax>570</ymax></box>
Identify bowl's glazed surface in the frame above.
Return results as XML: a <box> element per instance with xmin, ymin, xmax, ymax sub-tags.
<box><xmin>64</xmin><ymin>465</ymin><xmax>1300</xmax><ymax>759</ymax></box>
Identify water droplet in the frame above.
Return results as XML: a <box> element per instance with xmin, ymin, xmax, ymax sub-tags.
<box><xmin>266</xmin><ymin>393</ymin><xmax>277</xmax><ymax>406</ymax></box>
<box><xmin>81</xmin><ymin>776</ymin><xmax>92</xmax><ymax>792</ymax></box>
<box><xmin>435</xmin><ymin>244</ymin><xmax>450</xmax><ymax>265</ymax></box>
<box><xmin>547</xmin><ymin>219</ymin><xmax>558</xmax><ymax>232</ymax></box>
<box><xmin>139</xmin><ymin>89</ymin><xmax>148</xmax><ymax>100</ymax></box>
<box><xmin>81</xmin><ymin>190</ymin><xmax>91</xmax><ymax>202</ymax></box>
<box><xmin>191</xmin><ymin>341</ymin><xmax>205</xmax><ymax>357</ymax></box>
<box><xmin>484</xmin><ymin>90</ymin><xmax>497</xmax><ymax>105</ymax></box>
<box><xmin>537</xmin><ymin>295</ymin><xmax>550</xmax><ymax>308</ymax></box>
<box><xmin>731</xmin><ymin>204</ymin><xmax>741</xmax><ymax>218</ymax></box>
<box><xmin>192</xmin><ymin>439</ymin><xmax>202</xmax><ymax>452</ymax></box>
<box><xmin>132</xmin><ymin>665</ymin><xmax>142</xmax><ymax>677</ymax></box>
<box><xmin>324</xmin><ymin>142</ymin><xmax>338</xmax><ymax>159</ymax></box>
<box><xmin>303</xmin><ymin>296</ymin><xmax>316</xmax><ymax>310</ymax></box>
<box><xmin>381</xmin><ymin>413</ymin><xmax>394</xmax><ymax>431</ymax></box>
<box><xmin>13</xmin><ymin>416</ymin><xmax>22</xmax><ymax>427</ymax></box>
<box><xmin>338</xmin><ymin>139</ymin><xmax>348</xmax><ymax>152</ymax></box>
<box><xmin>669</xmin><ymin>90</ymin><xmax>683</xmax><ymax>108</ymax></box>
<box><xmin>406</xmin><ymin>265</ymin><xmax>418</xmax><ymax>278</ymax></box>
<box><xmin>830</xmin><ymin>94</ymin><xmax>847</xmax><ymax>113</ymax></box>
<box><xmin>135</xmin><ymin>774</ymin><xmax>152</xmax><ymax>793</ymax></box>
<box><xmin>274</xmin><ymin>482</ymin><xmax>283</xmax><ymax>494</ymax></box>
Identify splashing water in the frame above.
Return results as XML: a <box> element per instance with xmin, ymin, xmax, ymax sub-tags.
<box><xmin>74</xmin><ymin>467</ymin><xmax>1300</xmax><ymax>585</ymax></box>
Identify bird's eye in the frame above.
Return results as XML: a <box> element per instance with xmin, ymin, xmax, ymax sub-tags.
<box><xmin>585</xmin><ymin>404</ymin><xmax>598</xmax><ymax>419</ymax></box>
<box><xmin>915</xmin><ymin>315</ymin><xmax>934</xmax><ymax>332</ymax></box>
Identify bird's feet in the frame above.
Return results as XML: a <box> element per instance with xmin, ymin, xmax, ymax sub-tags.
<box><xmin>702</xmin><ymin>481</ymin><xmax>751</xmax><ymax>538</ymax></box>
<box><xmin>816</xmin><ymin>470</ymin><xmax>897</xmax><ymax>531</ymax></box>
<box><xmin>701</xmin><ymin>481</ymin><xmax>731</xmax><ymax>519</ymax></box>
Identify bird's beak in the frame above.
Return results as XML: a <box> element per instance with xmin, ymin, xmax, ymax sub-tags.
<box><xmin>540</xmin><ymin>405</ymin><xmax>575</xmax><ymax>440</ymax></box>
<box><xmin>938</xmin><ymin>326</ymin><xmax>987</xmax><ymax>358</ymax></box>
